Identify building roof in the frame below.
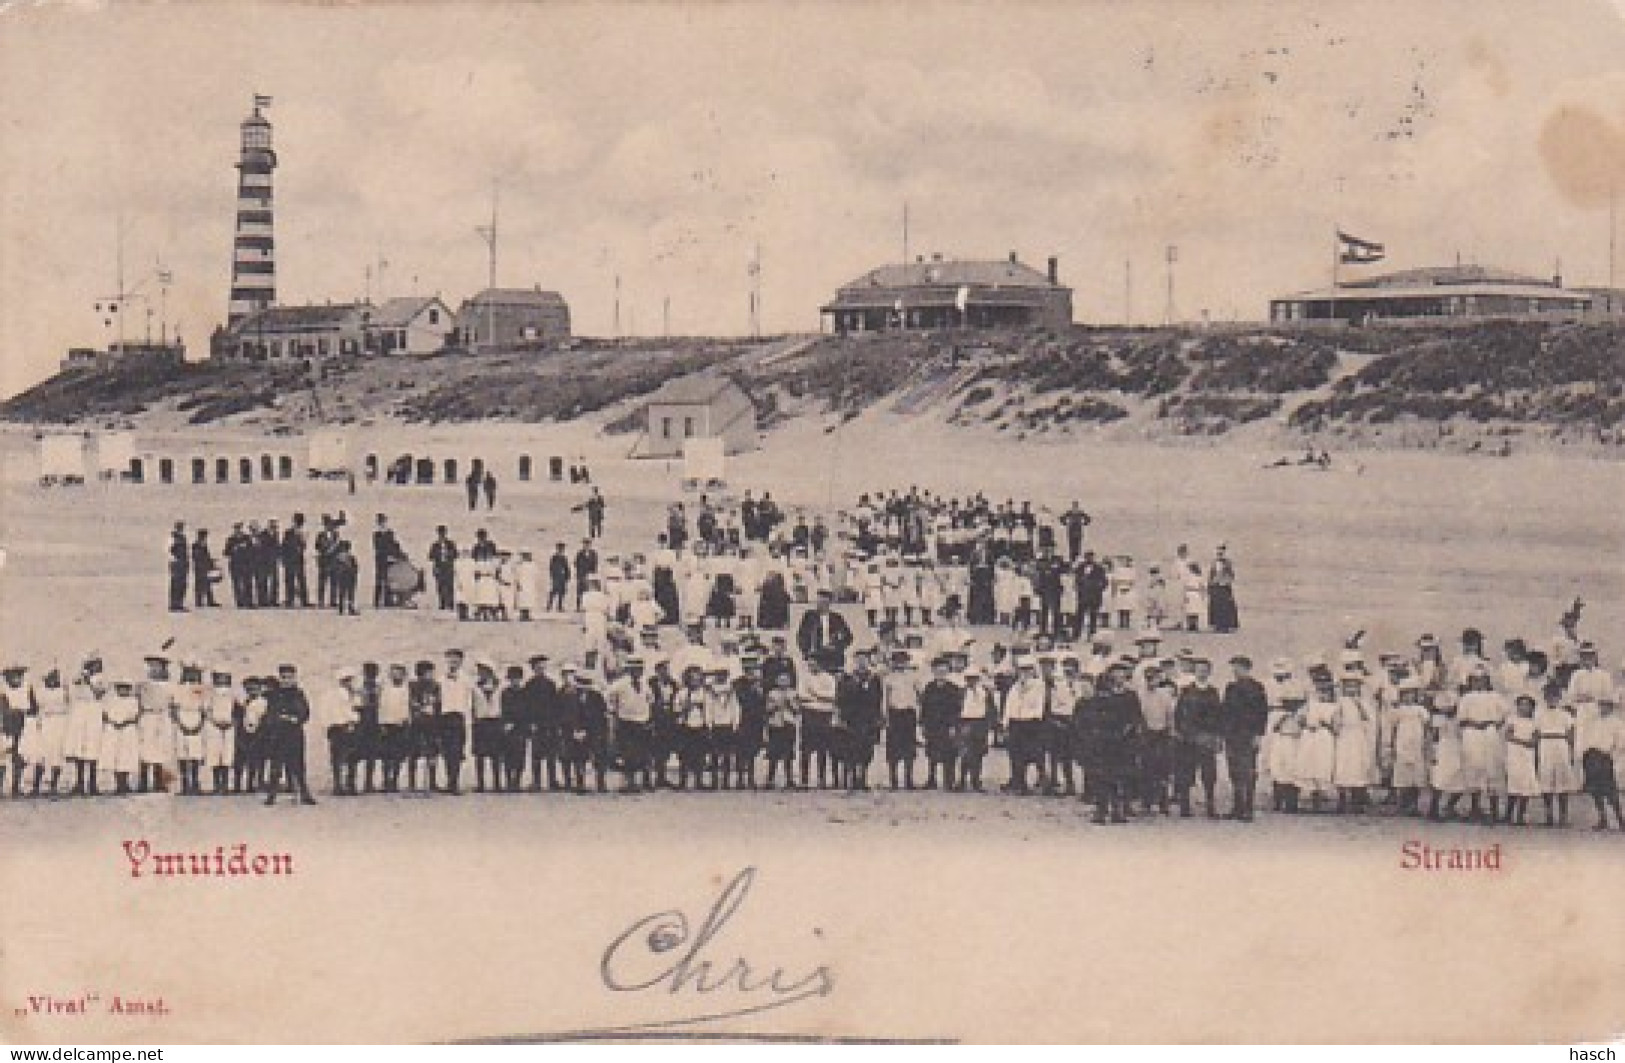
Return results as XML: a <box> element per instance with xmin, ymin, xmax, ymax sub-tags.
<box><xmin>459</xmin><ymin>287</ymin><xmax>569</xmax><ymax>310</ymax></box>
<box><xmin>837</xmin><ymin>257</ymin><xmax>1061</xmax><ymax>293</ymax></box>
<box><xmin>367</xmin><ymin>296</ymin><xmax>448</xmax><ymax>328</ymax></box>
<box><xmin>1337</xmin><ymin>264</ymin><xmax>1556</xmax><ymax>290</ymax></box>
<box><xmin>643</xmin><ymin>374</ymin><xmax>745</xmax><ymax>406</ymax></box>
<box><xmin>227</xmin><ymin>303</ymin><xmax>364</xmax><ymax>336</ymax></box>
<box><xmin>1276</xmin><ymin>282</ymin><xmax>1591</xmax><ymax>304</ymax></box>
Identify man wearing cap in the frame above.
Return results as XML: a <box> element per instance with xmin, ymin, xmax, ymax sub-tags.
<box><xmin>1173</xmin><ymin>657</ymin><xmax>1223</xmax><ymax>817</ymax></box>
<box><xmin>705</xmin><ymin>666</ymin><xmax>741</xmax><ymax>790</ymax></box>
<box><xmin>882</xmin><ymin>649</ymin><xmax>921</xmax><ymax>790</ymax></box>
<box><xmin>194</xmin><ymin>670</ymin><xmax>233</xmax><ymax>795</ymax></box>
<box><xmin>281</xmin><ymin>514</ymin><xmax>310</xmax><ymax>608</ymax></box>
<box><xmin>438</xmin><ymin>650</ymin><xmax>472</xmax><ymax>795</ymax></box>
<box><xmin>170</xmin><ymin>663</ymin><xmax>209</xmax><ymax>796</ymax></box>
<box><xmin>428</xmin><ymin>526</ymin><xmax>459</xmax><ymax>612</ymax></box>
<box><xmin>262</xmin><ymin>664</ymin><xmax>316</xmax><ymax>806</ymax></box>
<box><xmin>224</xmin><ymin>523</ymin><xmax>254</xmax><ymax>608</ymax></box>
<box><xmin>1002</xmin><ymin>656</ymin><xmax>1048</xmax><ymax>795</ymax></box>
<box><xmin>733</xmin><ymin>657</ymin><xmax>767</xmax><ymax>789</ymax></box>
<box><xmin>399</xmin><ymin>661</ymin><xmax>435</xmax><ymax>793</ymax></box>
<box><xmin>608</xmin><ymin>658</ymin><xmax>654</xmax><ymax>793</ymax></box>
<box><xmin>1219</xmin><ymin>656</ymin><xmax>1269</xmax><ymax>821</ymax></box>
<box><xmin>190</xmin><ymin>529</ymin><xmax>219</xmax><ymax>609</ymax></box>
<box><xmin>466</xmin><ymin>658</ymin><xmax>503</xmax><ymax>793</ymax></box>
<box><xmin>167</xmin><ymin>522</ymin><xmax>189</xmax><ymax>613</ymax></box>
<box><xmin>372</xmin><ymin>515</ymin><xmax>403</xmax><ymax>609</ymax></box>
<box><xmin>573</xmin><ymin>539</ymin><xmax>599</xmax><ymax>611</ymax></box>
<box><xmin>257</xmin><ymin>520</ymin><xmax>283</xmax><ymax>607</ymax></box>
<box><xmin>323</xmin><ymin>668</ymin><xmax>361</xmax><ymax>797</ymax></box>
<box><xmin>1073</xmin><ymin>551</ymin><xmax>1108</xmax><ymax>639</ymax></box>
<box><xmin>956</xmin><ymin>667</ymin><xmax>994</xmax><ymax>791</ymax></box>
<box><xmin>1044</xmin><ymin>654</ymin><xmax>1081</xmax><ymax>797</ymax></box>
<box><xmin>573</xmin><ymin>672</ymin><xmax>612</xmax><ymax>794</ymax></box>
<box><xmin>521</xmin><ymin>656</ymin><xmax>561</xmax><ymax>791</ymax></box>
<box><xmin>836</xmin><ymin>650</ymin><xmax>883</xmax><ymax>791</ymax></box>
<box><xmin>498</xmin><ymin>665</ymin><xmax>533</xmax><ymax>790</ymax></box>
<box><xmin>919</xmin><ymin>656</ymin><xmax>962</xmax><ymax>790</ymax></box>
<box><xmin>798</xmin><ymin>653</ymin><xmax>839</xmax><ymax>789</ymax></box>
<box><xmin>1136</xmin><ymin>662</ymin><xmax>1177</xmax><ymax>814</ymax></box>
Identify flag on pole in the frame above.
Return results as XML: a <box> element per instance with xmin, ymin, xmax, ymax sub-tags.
<box><xmin>1337</xmin><ymin>230</ymin><xmax>1385</xmax><ymax>265</ymax></box>
<box><xmin>254</xmin><ymin>94</ymin><xmax>273</xmax><ymax>110</ymax></box>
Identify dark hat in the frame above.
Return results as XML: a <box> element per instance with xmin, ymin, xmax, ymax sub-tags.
<box><xmin>1229</xmin><ymin>655</ymin><xmax>1253</xmax><ymax>669</ymax></box>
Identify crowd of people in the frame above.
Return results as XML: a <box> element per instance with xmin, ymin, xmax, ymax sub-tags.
<box><xmin>4</xmin><ymin>605</ymin><xmax>1622</xmax><ymax>831</ymax></box>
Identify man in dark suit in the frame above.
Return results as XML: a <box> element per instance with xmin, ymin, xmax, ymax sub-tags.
<box><xmin>168</xmin><ymin>522</ymin><xmax>189</xmax><ymax>612</ymax></box>
<box><xmin>1219</xmin><ymin>655</ymin><xmax>1270</xmax><ymax>821</ymax></box>
<box><xmin>796</xmin><ymin>591</ymin><xmax>854</xmax><ymax>669</ymax></box>
<box><xmin>372</xmin><ymin>514</ymin><xmax>402</xmax><ymax>608</ymax></box>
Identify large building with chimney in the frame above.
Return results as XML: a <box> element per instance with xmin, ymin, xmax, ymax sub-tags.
<box><xmin>821</xmin><ymin>252</ymin><xmax>1073</xmax><ymax>333</ymax></box>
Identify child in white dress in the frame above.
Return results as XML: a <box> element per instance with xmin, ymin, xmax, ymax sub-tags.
<box><xmin>1389</xmin><ymin>680</ymin><xmax>1432</xmax><ymax>816</ymax></box>
<box><xmin>1502</xmin><ymin>694</ymin><xmax>1540</xmax><ymax>826</ymax></box>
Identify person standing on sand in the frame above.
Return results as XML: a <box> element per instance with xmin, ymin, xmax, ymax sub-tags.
<box><xmin>282</xmin><ymin>513</ymin><xmax>310</xmax><ymax>608</ymax></box>
<box><xmin>428</xmin><ymin>526</ymin><xmax>458</xmax><ymax>612</ymax></box>
<box><xmin>464</xmin><ymin>468</ymin><xmax>481</xmax><ymax>513</ymax></box>
<box><xmin>372</xmin><ymin>514</ymin><xmax>402</xmax><ymax>609</ymax></box>
<box><xmin>1207</xmin><ymin>545</ymin><xmax>1239</xmax><ymax>633</ymax></box>
<box><xmin>573</xmin><ymin>539</ymin><xmax>599</xmax><ymax>610</ymax></box>
<box><xmin>168</xmin><ymin>522</ymin><xmax>189</xmax><ymax>612</ymax></box>
<box><xmin>585</xmin><ymin>487</ymin><xmax>607</xmax><ymax>539</ymax></box>
<box><xmin>190</xmin><ymin>529</ymin><xmax>218</xmax><ymax>608</ymax></box>
<box><xmin>547</xmin><ymin>542</ymin><xmax>571</xmax><ymax>612</ymax></box>
<box><xmin>262</xmin><ymin>663</ymin><xmax>316</xmax><ymax>806</ymax></box>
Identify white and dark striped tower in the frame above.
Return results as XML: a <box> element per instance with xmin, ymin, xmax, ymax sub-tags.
<box><xmin>227</xmin><ymin>94</ymin><xmax>277</xmax><ymax>328</ymax></box>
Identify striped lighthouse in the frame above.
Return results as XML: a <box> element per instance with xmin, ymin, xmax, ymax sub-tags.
<box><xmin>227</xmin><ymin>94</ymin><xmax>277</xmax><ymax>328</ymax></box>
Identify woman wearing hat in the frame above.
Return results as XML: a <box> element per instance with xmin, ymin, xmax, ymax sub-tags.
<box><xmin>1331</xmin><ymin>669</ymin><xmax>1375</xmax><ymax>815</ymax></box>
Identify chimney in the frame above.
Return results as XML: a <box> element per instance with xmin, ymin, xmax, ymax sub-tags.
<box><xmin>1048</xmin><ymin>256</ymin><xmax>1059</xmax><ymax>285</ymax></box>
<box><xmin>1008</xmin><ymin>251</ymin><xmax>1018</xmax><ymax>264</ymax></box>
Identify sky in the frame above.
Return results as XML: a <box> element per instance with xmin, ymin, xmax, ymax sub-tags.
<box><xmin>2</xmin><ymin>0</ymin><xmax>1624</xmax><ymax>397</ymax></box>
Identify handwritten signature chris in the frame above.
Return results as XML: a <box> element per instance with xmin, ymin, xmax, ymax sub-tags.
<box><xmin>599</xmin><ymin>866</ymin><xmax>835</xmax><ymax>1028</ymax></box>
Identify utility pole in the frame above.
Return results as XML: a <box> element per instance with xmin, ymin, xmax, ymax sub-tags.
<box><xmin>1163</xmin><ymin>244</ymin><xmax>1179</xmax><ymax>326</ymax></box>
<box><xmin>1124</xmin><ymin>258</ymin><xmax>1133</xmax><ymax>326</ymax></box>
<box><xmin>474</xmin><ymin>180</ymin><xmax>499</xmax><ymax>348</ymax></box>
<box><xmin>157</xmin><ymin>260</ymin><xmax>172</xmax><ymax>345</ymax></box>
<box><xmin>663</xmin><ymin>295</ymin><xmax>671</xmax><ymax>338</ymax></box>
<box><xmin>748</xmin><ymin>243</ymin><xmax>762</xmax><ymax>338</ymax></box>
<box><xmin>1611</xmin><ymin>182</ymin><xmax>1618</xmax><ymax>291</ymax></box>
<box><xmin>613</xmin><ymin>274</ymin><xmax>621</xmax><ymax>337</ymax></box>
<box><xmin>902</xmin><ymin>201</ymin><xmax>910</xmax><ymax>264</ymax></box>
